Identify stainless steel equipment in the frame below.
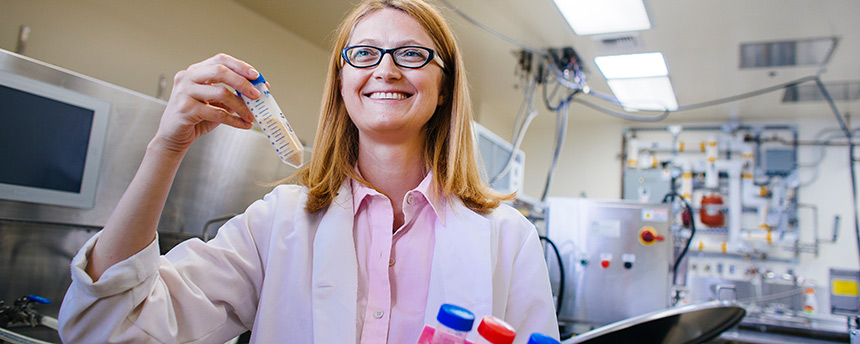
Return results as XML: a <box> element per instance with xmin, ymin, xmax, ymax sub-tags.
<box><xmin>622</xmin><ymin>168</ymin><xmax>672</xmax><ymax>203</ymax></box>
<box><xmin>0</xmin><ymin>48</ymin><xmax>303</xmax><ymax>341</ymax></box>
<box><xmin>0</xmin><ymin>48</ymin><xmax>299</xmax><ymax>232</ymax></box>
<box><xmin>562</xmin><ymin>301</ymin><xmax>746</xmax><ymax>344</ymax></box>
<box><xmin>547</xmin><ymin>197</ymin><xmax>674</xmax><ymax>328</ymax></box>
<box><xmin>830</xmin><ymin>269</ymin><xmax>860</xmax><ymax>317</ymax></box>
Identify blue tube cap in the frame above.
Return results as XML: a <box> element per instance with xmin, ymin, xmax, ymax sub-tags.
<box><xmin>436</xmin><ymin>304</ymin><xmax>475</xmax><ymax>332</ymax></box>
<box><xmin>527</xmin><ymin>333</ymin><xmax>560</xmax><ymax>344</ymax></box>
<box><xmin>249</xmin><ymin>74</ymin><xmax>266</xmax><ymax>85</ymax></box>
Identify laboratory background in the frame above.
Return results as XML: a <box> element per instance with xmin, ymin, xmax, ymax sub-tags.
<box><xmin>1</xmin><ymin>0</ymin><xmax>859</xmax><ymax>343</ymax></box>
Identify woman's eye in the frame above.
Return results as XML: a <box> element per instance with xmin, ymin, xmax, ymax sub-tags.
<box><xmin>351</xmin><ymin>48</ymin><xmax>378</xmax><ymax>60</ymax></box>
<box><xmin>399</xmin><ymin>49</ymin><xmax>427</xmax><ymax>60</ymax></box>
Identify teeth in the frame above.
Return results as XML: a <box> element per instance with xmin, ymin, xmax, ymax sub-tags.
<box><xmin>369</xmin><ymin>92</ymin><xmax>408</xmax><ymax>100</ymax></box>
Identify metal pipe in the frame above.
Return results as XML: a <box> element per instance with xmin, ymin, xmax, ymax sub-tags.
<box><xmin>541</xmin><ymin>100</ymin><xmax>569</xmax><ymax>201</ymax></box>
<box><xmin>15</xmin><ymin>25</ymin><xmax>30</xmax><ymax>55</ymax></box>
<box><xmin>798</xmin><ymin>203</ymin><xmax>820</xmax><ymax>256</ymax></box>
<box><xmin>0</xmin><ymin>327</ymin><xmax>54</xmax><ymax>344</ymax></box>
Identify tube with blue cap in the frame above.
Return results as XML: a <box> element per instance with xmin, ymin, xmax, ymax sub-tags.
<box><xmin>238</xmin><ymin>74</ymin><xmax>304</xmax><ymax>168</ymax></box>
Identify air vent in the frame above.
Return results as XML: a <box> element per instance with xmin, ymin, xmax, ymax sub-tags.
<box><xmin>740</xmin><ymin>37</ymin><xmax>838</xmax><ymax>69</ymax></box>
<box><xmin>473</xmin><ymin>122</ymin><xmax>525</xmax><ymax>194</ymax></box>
<box><xmin>592</xmin><ymin>32</ymin><xmax>642</xmax><ymax>52</ymax></box>
<box><xmin>783</xmin><ymin>81</ymin><xmax>860</xmax><ymax>102</ymax></box>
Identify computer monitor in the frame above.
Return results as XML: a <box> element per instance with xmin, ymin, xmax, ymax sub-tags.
<box><xmin>0</xmin><ymin>71</ymin><xmax>110</xmax><ymax>209</ymax></box>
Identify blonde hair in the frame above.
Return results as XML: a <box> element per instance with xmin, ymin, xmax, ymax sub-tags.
<box><xmin>295</xmin><ymin>0</ymin><xmax>512</xmax><ymax>214</ymax></box>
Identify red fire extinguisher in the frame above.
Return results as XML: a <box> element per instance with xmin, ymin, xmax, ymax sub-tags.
<box><xmin>700</xmin><ymin>192</ymin><xmax>725</xmax><ymax>227</ymax></box>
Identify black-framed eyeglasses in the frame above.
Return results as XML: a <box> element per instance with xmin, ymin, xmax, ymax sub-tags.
<box><xmin>341</xmin><ymin>45</ymin><xmax>445</xmax><ymax>69</ymax></box>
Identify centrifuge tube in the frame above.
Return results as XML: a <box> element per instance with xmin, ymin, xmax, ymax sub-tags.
<box><xmin>238</xmin><ymin>74</ymin><xmax>304</xmax><ymax>168</ymax></box>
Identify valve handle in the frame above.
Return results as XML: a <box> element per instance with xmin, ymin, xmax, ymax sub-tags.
<box><xmin>25</xmin><ymin>295</ymin><xmax>50</xmax><ymax>304</ymax></box>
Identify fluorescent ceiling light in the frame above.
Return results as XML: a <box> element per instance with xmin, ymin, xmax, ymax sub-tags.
<box><xmin>595</xmin><ymin>52</ymin><xmax>668</xmax><ymax>79</ymax></box>
<box><xmin>552</xmin><ymin>0</ymin><xmax>651</xmax><ymax>36</ymax></box>
<box><xmin>607</xmin><ymin>76</ymin><xmax>679</xmax><ymax>111</ymax></box>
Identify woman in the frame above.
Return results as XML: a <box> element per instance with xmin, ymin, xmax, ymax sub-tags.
<box><xmin>58</xmin><ymin>0</ymin><xmax>558</xmax><ymax>343</ymax></box>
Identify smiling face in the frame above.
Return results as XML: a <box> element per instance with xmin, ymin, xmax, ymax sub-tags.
<box><xmin>340</xmin><ymin>8</ymin><xmax>444</xmax><ymax>145</ymax></box>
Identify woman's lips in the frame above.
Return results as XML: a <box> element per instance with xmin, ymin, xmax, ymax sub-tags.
<box><xmin>366</xmin><ymin>91</ymin><xmax>411</xmax><ymax>100</ymax></box>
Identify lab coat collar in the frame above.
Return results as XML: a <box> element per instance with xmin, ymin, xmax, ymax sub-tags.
<box><xmin>311</xmin><ymin>181</ymin><xmax>359</xmax><ymax>344</ymax></box>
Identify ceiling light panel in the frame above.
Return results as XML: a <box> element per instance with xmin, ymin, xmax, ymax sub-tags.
<box><xmin>607</xmin><ymin>76</ymin><xmax>679</xmax><ymax>111</ymax></box>
<box><xmin>595</xmin><ymin>52</ymin><xmax>668</xmax><ymax>79</ymax></box>
<box><xmin>552</xmin><ymin>0</ymin><xmax>651</xmax><ymax>36</ymax></box>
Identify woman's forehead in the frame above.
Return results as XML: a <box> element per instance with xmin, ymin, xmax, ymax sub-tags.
<box><xmin>348</xmin><ymin>8</ymin><xmax>435</xmax><ymax>48</ymax></box>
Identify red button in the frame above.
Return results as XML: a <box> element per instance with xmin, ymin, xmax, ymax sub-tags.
<box><xmin>641</xmin><ymin>231</ymin><xmax>655</xmax><ymax>242</ymax></box>
<box><xmin>639</xmin><ymin>227</ymin><xmax>665</xmax><ymax>246</ymax></box>
<box><xmin>601</xmin><ymin>260</ymin><xmax>610</xmax><ymax>268</ymax></box>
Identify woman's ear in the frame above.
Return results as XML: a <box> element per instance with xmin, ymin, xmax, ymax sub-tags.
<box><xmin>437</xmin><ymin>85</ymin><xmax>448</xmax><ymax>106</ymax></box>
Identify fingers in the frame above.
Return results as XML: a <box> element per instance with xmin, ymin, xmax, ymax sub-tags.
<box><xmin>194</xmin><ymin>102</ymin><xmax>254</xmax><ymax>130</ymax></box>
<box><xmin>172</xmin><ymin>54</ymin><xmax>261</xmax><ymax>122</ymax></box>
<box><xmin>189</xmin><ymin>83</ymin><xmax>255</xmax><ymax>124</ymax></box>
<box><xmin>187</xmin><ymin>53</ymin><xmax>261</xmax><ymax>99</ymax></box>
<box><xmin>159</xmin><ymin>53</ymin><xmax>265</xmax><ymax>149</ymax></box>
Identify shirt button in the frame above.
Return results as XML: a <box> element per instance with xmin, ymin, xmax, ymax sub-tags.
<box><xmin>406</xmin><ymin>194</ymin><xmax>414</xmax><ymax>205</ymax></box>
<box><xmin>374</xmin><ymin>310</ymin><xmax>384</xmax><ymax>319</ymax></box>
<box><xmin>389</xmin><ymin>258</ymin><xmax>396</xmax><ymax>267</ymax></box>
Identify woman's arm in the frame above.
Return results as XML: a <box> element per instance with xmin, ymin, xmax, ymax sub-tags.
<box><xmin>85</xmin><ymin>53</ymin><xmax>261</xmax><ymax>281</ymax></box>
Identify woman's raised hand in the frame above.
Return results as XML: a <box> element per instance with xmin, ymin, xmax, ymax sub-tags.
<box><xmin>154</xmin><ymin>53</ymin><xmax>261</xmax><ymax>154</ymax></box>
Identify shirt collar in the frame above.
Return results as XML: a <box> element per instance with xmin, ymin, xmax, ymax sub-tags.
<box><xmin>350</xmin><ymin>170</ymin><xmax>447</xmax><ymax>226</ymax></box>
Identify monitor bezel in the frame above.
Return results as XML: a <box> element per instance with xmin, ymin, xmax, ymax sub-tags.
<box><xmin>0</xmin><ymin>71</ymin><xmax>110</xmax><ymax>209</ymax></box>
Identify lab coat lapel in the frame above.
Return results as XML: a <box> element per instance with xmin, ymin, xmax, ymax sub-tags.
<box><xmin>311</xmin><ymin>182</ymin><xmax>358</xmax><ymax>344</ymax></box>
<box><xmin>425</xmin><ymin>202</ymin><xmax>493</xmax><ymax>325</ymax></box>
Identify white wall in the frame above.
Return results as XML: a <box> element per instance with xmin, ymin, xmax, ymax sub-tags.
<box><xmin>792</xmin><ymin>118</ymin><xmax>860</xmax><ymax>278</ymax></box>
<box><xmin>0</xmin><ymin>0</ymin><xmax>329</xmax><ymax>145</ymax></box>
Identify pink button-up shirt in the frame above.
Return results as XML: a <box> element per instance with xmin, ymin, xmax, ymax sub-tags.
<box><xmin>352</xmin><ymin>173</ymin><xmax>444</xmax><ymax>344</ymax></box>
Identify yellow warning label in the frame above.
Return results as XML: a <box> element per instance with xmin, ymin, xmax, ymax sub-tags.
<box><xmin>832</xmin><ymin>279</ymin><xmax>859</xmax><ymax>297</ymax></box>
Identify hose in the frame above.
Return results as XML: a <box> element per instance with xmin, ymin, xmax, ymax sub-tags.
<box><xmin>540</xmin><ymin>236</ymin><xmax>565</xmax><ymax>316</ymax></box>
<box><xmin>662</xmin><ymin>192</ymin><xmax>696</xmax><ymax>287</ymax></box>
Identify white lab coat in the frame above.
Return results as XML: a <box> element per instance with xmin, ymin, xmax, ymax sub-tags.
<box><xmin>59</xmin><ymin>182</ymin><xmax>559</xmax><ymax>344</ymax></box>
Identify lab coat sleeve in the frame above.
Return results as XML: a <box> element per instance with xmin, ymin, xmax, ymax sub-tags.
<box><xmin>59</xmin><ymin>190</ymin><xmax>282</xmax><ymax>344</ymax></box>
<box><xmin>494</xmin><ymin>207</ymin><xmax>560</xmax><ymax>343</ymax></box>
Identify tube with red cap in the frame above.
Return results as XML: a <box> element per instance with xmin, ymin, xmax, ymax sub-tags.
<box><xmin>475</xmin><ymin>315</ymin><xmax>516</xmax><ymax>344</ymax></box>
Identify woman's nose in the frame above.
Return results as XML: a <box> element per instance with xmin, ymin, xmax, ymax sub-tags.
<box><xmin>373</xmin><ymin>53</ymin><xmax>402</xmax><ymax>80</ymax></box>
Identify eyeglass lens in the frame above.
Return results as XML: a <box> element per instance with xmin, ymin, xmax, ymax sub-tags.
<box><xmin>345</xmin><ymin>46</ymin><xmax>432</xmax><ymax>68</ymax></box>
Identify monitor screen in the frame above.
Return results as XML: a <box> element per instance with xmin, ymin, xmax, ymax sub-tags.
<box><xmin>0</xmin><ymin>71</ymin><xmax>110</xmax><ymax>209</ymax></box>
